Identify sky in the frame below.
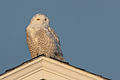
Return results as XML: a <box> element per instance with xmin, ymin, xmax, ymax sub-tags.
<box><xmin>0</xmin><ymin>0</ymin><xmax>119</xmax><ymax>80</ymax></box>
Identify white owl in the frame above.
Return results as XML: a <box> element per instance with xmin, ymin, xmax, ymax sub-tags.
<box><xmin>26</xmin><ymin>14</ymin><xmax>64</xmax><ymax>61</ymax></box>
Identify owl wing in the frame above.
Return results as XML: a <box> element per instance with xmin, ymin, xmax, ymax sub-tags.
<box><xmin>26</xmin><ymin>29</ymin><xmax>33</xmax><ymax>56</ymax></box>
<box><xmin>48</xmin><ymin>27</ymin><xmax>60</xmax><ymax>45</ymax></box>
<box><xmin>26</xmin><ymin>29</ymin><xmax>38</xmax><ymax>58</ymax></box>
<box><xmin>48</xmin><ymin>27</ymin><xmax>63</xmax><ymax>57</ymax></box>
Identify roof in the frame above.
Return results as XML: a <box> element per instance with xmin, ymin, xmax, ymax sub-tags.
<box><xmin>0</xmin><ymin>55</ymin><xmax>110</xmax><ymax>80</ymax></box>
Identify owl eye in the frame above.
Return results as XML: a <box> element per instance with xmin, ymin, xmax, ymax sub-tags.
<box><xmin>44</xmin><ymin>18</ymin><xmax>47</xmax><ymax>21</ymax></box>
<box><xmin>37</xmin><ymin>18</ymin><xmax>40</xmax><ymax>21</ymax></box>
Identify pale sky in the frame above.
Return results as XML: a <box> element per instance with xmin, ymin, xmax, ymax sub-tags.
<box><xmin>0</xmin><ymin>0</ymin><xmax>120</xmax><ymax>79</ymax></box>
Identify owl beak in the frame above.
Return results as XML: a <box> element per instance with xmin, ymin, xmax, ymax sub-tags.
<box><xmin>42</xmin><ymin>21</ymin><xmax>45</xmax><ymax>24</ymax></box>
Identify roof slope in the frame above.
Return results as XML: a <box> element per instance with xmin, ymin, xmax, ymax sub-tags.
<box><xmin>0</xmin><ymin>55</ymin><xmax>110</xmax><ymax>80</ymax></box>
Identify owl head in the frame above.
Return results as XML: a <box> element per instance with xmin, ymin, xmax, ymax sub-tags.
<box><xmin>30</xmin><ymin>14</ymin><xmax>49</xmax><ymax>26</ymax></box>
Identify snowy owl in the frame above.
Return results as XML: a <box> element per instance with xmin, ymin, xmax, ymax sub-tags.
<box><xmin>26</xmin><ymin>14</ymin><xmax>64</xmax><ymax>61</ymax></box>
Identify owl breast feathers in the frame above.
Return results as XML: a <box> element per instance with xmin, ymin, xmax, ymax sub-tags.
<box><xmin>26</xmin><ymin>14</ymin><xmax>64</xmax><ymax>61</ymax></box>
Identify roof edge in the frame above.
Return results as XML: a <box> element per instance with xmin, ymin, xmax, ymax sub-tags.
<box><xmin>0</xmin><ymin>55</ymin><xmax>110</xmax><ymax>80</ymax></box>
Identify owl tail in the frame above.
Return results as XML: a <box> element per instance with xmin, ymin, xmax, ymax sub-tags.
<box><xmin>54</xmin><ymin>52</ymin><xmax>64</xmax><ymax>61</ymax></box>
